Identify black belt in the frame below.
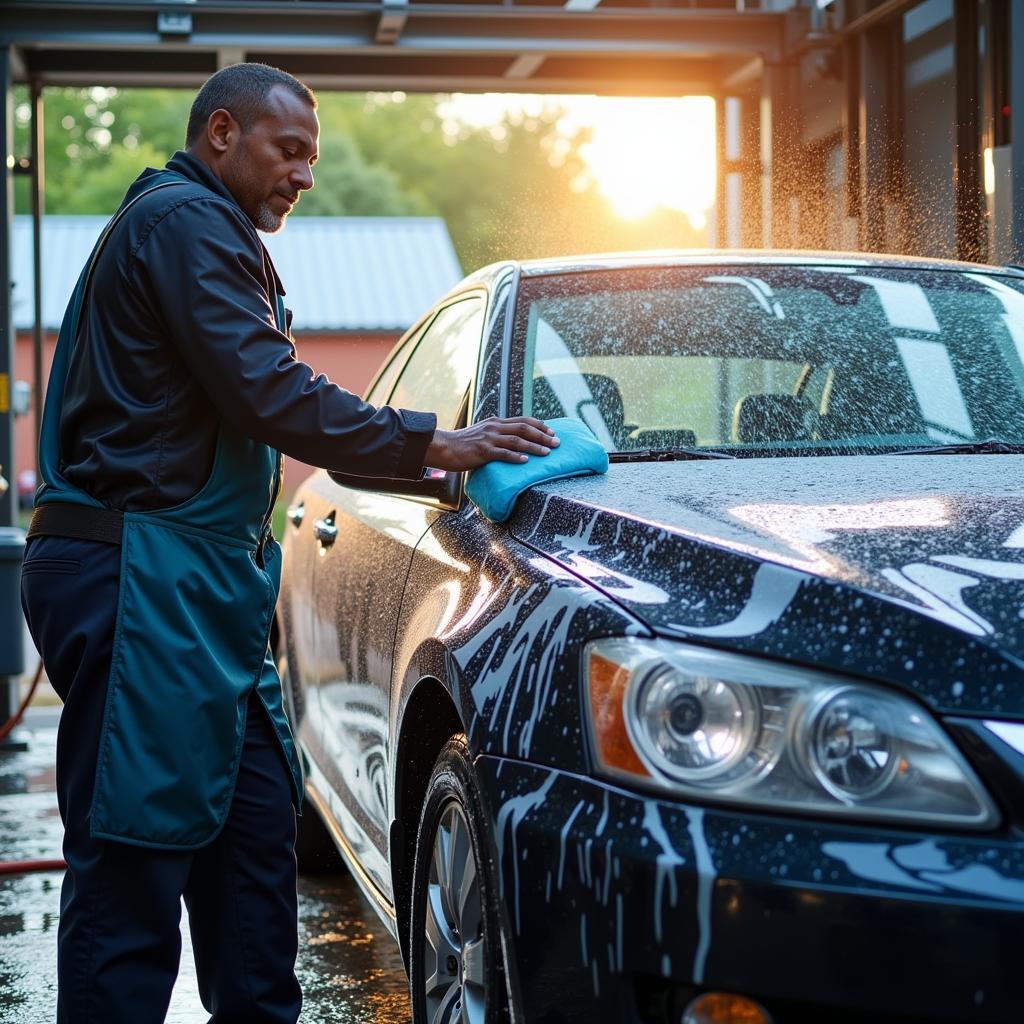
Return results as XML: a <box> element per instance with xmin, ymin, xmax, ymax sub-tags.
<box><xmin>27</xmin><ymin>502</ymin><xmax>125</xmax><ymax>546</ymax></box>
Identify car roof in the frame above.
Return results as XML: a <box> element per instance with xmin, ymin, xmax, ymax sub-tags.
<box><xmin>465</xmin><ymin>249</ymin><xmax>1024</xmax><ymax>281</ymax></box>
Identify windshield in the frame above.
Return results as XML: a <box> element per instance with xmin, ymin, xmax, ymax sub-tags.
<box><xmin>510</xmin><ymin>265</ymin><xmax>1024</xmax><ymax>456</ymax></box>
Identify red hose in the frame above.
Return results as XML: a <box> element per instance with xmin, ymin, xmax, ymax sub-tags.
<box><xmin>0</xmin><ymin>659</ymin><xmax>67</xmax><ymax>875</ymax></box>
<box><xmin>0</xmin><ymin>858</ymin><xmax>66</xmax><ymax>876</ymax></box>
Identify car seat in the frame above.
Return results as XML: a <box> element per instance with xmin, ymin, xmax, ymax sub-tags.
<box><xmin>531</xmin><ymin>373</ymin><xmax>632</xmax><ymax>449</ymax></box>
<box><xmin>732</xmin><ymin>393</ymin><xmax>815</xmax><ymax>443</ymax></box>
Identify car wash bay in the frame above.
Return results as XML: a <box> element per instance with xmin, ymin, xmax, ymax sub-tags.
<box><xmin>2</xmin><ymin>1</ymin><xmax>1024</xmax><ymax>1019</ymax></box>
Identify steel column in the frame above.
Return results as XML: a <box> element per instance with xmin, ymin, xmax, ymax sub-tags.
<box><xmin>738</xmin><ymin>91</ymin><xmax>762</xmax><ymax>248</ymax></box>
<box><xmin>856</xmin><ymin>22</ymin><xmax>899</xmax><ymax>252</ymax></box>
<box><xmin>760</xmin><ymin>60</ymin><xmax>801</xmax><ymax>249</ymax></box>
<box><xmin>1012</xmin><ymin>0</ymin><xmax>1024</xmax><ymax>263</ymax></box>
<box><xmin>954</xmin><ymin>1</ymin><xmax>983</xmax><ymax>263</ymax></box>
<box><xmin>0</xmin><ymin>44</ymin><xmax>20</xmax><ymax>747</ymax></box>
<box><xmin>718</xmin><ymin>94</ymin><xmax>745</xmax><ymax>250</ymax></box>
<box><xmin>30</xmin><ymin>80</ymin><xmax>43</xmax><ymax>461</ymax></box>
<box><xmin>0</xmin><ymin>45</ymin><xmax>15</xmax><ymax>528</ymax></box>
<box><xmin>842</xmin><ymin>33</ymin><xmax>861</xmax><ymax>223</ymax></box>
<box><xmin>714</xmin><ymin>94</ymin><xmax>726</xmax><ymax>248</ymax></box>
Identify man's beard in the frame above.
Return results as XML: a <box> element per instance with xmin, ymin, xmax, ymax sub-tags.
<box><xmin>254</xmin><ymin>200</ymin><xmax>286</xmax><ymax>234</ymax></box>
<box><xmin>225</xmin><ymin>149</ymin><xmax>288</xmax><ymax>233</ymax></box>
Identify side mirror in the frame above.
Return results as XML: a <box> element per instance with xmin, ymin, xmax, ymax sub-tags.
<box><xmin>327</xmin><ymin>467</ymin><xmax>461</xmax><ymax>510</ymax></box>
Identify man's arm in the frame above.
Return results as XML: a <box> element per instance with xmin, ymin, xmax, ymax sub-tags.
<box><xmin>135</xmin><ymin>198</ymin><xmax>554</xmax><ymax>476</ymax></box>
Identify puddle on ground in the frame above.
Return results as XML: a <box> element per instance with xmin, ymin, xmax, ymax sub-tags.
<box><xmin>0</xmin><ymin>720</ymin><xmax>411</xmax><ymax>1024</ymax></box>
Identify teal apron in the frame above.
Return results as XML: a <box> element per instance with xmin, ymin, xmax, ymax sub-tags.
<box><xmin>36</xmin><ymin>170</ymin><xmax>303</xmax><ymax>850</ymax></box>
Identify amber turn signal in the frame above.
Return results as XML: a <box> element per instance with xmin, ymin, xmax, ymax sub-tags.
<box><xmin>587</xmin><ymin>651</ymin><xmax>649</xmax><ymax>778</ymax></box>
<box><xmin>681</xmin><ymin>992</ymin><xmax>773</xmax><ymax>1024</ymax></box>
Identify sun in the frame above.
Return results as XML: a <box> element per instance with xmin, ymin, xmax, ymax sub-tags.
<box><xmin>441</xmin><ymin>92</ymin><xmax>717</xmax><ymax>229</ymax></box>
<box><xmin>579</xmin><ymin>97</ymin><xmax>716</xmax><ymax>226</ymax></box>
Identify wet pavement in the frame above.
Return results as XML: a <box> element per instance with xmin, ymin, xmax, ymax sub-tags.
<box><xmin>0</xmin><ymin>709</ymin><xmax>410</xmax><ymax>1024</ymax></box>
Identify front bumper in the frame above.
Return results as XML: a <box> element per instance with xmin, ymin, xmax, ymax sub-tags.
<box><xmin>477</xmin><ymin>756</ymin><xmax>1024</xmax><ymax>1024</ymax></box>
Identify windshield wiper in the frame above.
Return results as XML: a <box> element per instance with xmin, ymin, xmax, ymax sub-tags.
<box><xmin>889</xmin><ymin>438</ymin><xmax>1024</xmax><ymax>456</ymax></box>
<box><xmin>609</xmin><ymin>447</ymin><xmax>736</xmax><ymax>463</ymax></box>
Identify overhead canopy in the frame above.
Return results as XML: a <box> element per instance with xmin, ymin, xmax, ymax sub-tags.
<box><xmin>2</xmin><ymin>0</ymin><xmax>802</xmax><ymax>95</ymax></box>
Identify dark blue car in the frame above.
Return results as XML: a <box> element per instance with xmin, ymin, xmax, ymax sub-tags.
<box><xmin>277</xmin><ymin>253</ymin><xmax>1024</xmax><ymax>1024</ymax></box>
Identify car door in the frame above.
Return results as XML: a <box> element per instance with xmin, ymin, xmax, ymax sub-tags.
<box><xmin>310</xmin><ymin>294</ymin><xmax>486</xmax><ymax>898</ymax></box>
<box><xmin>288</xmin><ymin>319</ymin><xmax>425</xmax><ymax>768</ymax></box>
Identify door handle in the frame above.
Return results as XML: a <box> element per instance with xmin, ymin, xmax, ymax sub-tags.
<box><xmin>287</xmin><ymin>501</ymin><xmax>305</xmax><ymax>528</ymax></box>
<box><xmin>314</xmin><ymin>513</ymin><xmax>337</xmax><ymax>547</ymax></box>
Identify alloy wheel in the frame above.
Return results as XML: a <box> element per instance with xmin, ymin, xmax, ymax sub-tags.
<box><xmin>421</xmin><ymin>800</ymin><xmax>486</xmax><ymax>1024</ymax></box>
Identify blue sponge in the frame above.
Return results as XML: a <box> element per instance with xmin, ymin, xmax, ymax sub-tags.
<box><xmin>465</xmin><ymin>416</ymin><xmax>609</xmax><ymax>523</ymax></box>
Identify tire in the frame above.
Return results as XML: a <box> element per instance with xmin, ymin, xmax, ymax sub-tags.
<box><xmin>409</xmin><ymin>735</ymin><xmax>510</xmax><ymax>1024</ymax></box>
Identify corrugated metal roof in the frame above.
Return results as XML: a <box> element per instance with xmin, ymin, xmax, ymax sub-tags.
<box><xmin>11</xmin><ymin>214</ymin><xmax>463</xmax><ymax>333</ymax></box>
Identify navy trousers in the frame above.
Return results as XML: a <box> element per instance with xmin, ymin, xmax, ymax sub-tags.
<box><xmin>21</xmin><ymin>535</ymin><xmax>302</xmax><ymax>1024</ymax></box>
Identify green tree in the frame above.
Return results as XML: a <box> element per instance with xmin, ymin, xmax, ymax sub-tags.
<box><xmin>14</xmin><ymin>86</ymin><xmax>706</xmax><ymax>272</ymax></box>
<box><xmin>309</xmin><ymin>92</ymin><xmax>704</xmax><ymax>269</ymax></box>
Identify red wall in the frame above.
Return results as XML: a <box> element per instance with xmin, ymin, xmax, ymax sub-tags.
<box><xmin>12</xmin><ymin>331</ymin><xmax>58</xmax><ymax>497</ymax></box>
<box><xmin>285</xmin><ymin>332</ymin><xmax>398</xmax><ymax>493</ymax></box>
<box><xmin>12</xmin><ymin>330</ymin><xmax>398</xmax><ymax>501</ymax></box>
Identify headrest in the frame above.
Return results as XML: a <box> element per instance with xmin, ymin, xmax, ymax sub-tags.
<box><xmin>465</xmin><ymin>416</ymin><xmax>609</xmax><ymax>523</ymax></box>
<box><xmin>732</xmin><ymin>394</ymin><xmax>814</xmax><ymax>443</ymax></box>
<box><xmin>530</xmin><ymin>373</ymin><xmax>626</xmax><ymax>445</ymax></box>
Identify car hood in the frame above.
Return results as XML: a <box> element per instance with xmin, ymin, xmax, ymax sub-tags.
<box><xmin>510</xmin><ymin>455</ymin><xmax>1024</xmax><ymax>717</ymax></box>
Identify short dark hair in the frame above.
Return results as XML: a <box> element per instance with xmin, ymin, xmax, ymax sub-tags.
<box><xmin>185</xmin><ymin>63</ymin><xmax>316</xmax><ymax>147</ymax></box>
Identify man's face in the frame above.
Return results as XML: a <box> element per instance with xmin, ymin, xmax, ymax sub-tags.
<box><xmin>221</xmin><ymin>86</ymin><xmax>319</xmax><ymax>233</ymax></box>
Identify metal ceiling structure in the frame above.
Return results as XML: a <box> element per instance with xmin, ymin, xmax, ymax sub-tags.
<box><xmin>2</xmin><ymin>0</ymin><xmax>808</xmax><ymax>95</ymax></box>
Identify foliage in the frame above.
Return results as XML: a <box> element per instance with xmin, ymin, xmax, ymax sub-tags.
<box><xmin>14</xmin><ymin>85</ymin><xmax>705</xmax><ymax>272</ymax></box>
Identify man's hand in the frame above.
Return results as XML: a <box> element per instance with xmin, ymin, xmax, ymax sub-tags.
<box><xmin>424</xmin><ymin>417</ymin><xmax>559</xmax><ymax>473</ymax></box>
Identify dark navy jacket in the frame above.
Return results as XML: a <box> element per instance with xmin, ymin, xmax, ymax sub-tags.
<box><xmin>59</xmin><ymin>150</ymin><xmax>436</xmax><ymax>511</ymax></box>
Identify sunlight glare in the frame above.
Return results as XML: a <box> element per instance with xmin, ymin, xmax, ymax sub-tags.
<box><xmin>581</xmin><ymin>97</ymin><xmax>716</xmax><ymax>225</ymax></box>
<box><xmin>442</xmin><ymin>93</ymin><xmax>717</xmax><ymax>228</ymax></box>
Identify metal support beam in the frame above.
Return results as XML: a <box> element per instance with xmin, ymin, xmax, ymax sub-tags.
<box><xmin>842</xmin><ymin>0</ymin><xmax>918</xmax><ymax>37</ymax></box>
<box><xmin>217</xmin><ymin>47</ymin><xmax>246</xmax><ymax>69</ymax></box>
<box><xmin>842</xmin><ymin>33</ymin><xmax>860</xmax><ymax>223</ymax></box>
<box><xmin>760</xmin><ymin>60</ymin><xmax>801</xmax><ymax>249</ymax></box>
<box><xmin>2</xmin><ymin>2</ymin><xmax>791</xmax><ymax>75</ymax></box>
<box><xmin>954</xmin><ymin>1</ymin><xmax>983</xmax><ymax>263</ymax></box>
<box><xmin>714</xmin><ymin>94</ymin><xmax>727</xmax><ymax>249</ymax></box>
<box><xmin>0</xmin><ymin>45</ymin><xmax>15</xmax><ymax>528</ymax></box>
<box><xmin>722</xmin><ymin>56</ymin><xmax>761</xmax><ymax>93</ymax></box>
<box><xmin>30</xmin><ymin>80</ymin><xmax>43</xmax><ymax>463</ymax></box>
<box><xmin>504</xmin><ymin>54</ymin><xmax>546</xmax><ymax>80</ymax></box>
<box><xmin>857</xmin><ymin>22</ymin><xmax>897</xmax><ymax>252</ymax></box>
<box><xmin>1012</xmin><ymin>0</ymin><xmax>1024</xmax><ymax>263</ymax></box>
<box><xmin>738</xmin><ymin>91</ymin><xmax>762</xmax><ymax>248</ymax></box>
<box><xmin>376</xmin><ymin>3</ymin><xmax>408</xmax><ymax>44</ymax></box>
<box><xmin>0</xmin><ymin>43</ymin><xmax>21</xmax><ymax>751</ymax></box>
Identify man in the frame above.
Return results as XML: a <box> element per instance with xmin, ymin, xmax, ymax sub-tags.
<box><xmin>20</xmin><ymin>63</ymin><xmax>556</xmax><ymax>1024</ymax></box>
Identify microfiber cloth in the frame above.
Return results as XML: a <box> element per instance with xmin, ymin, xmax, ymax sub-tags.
<box><xmin>466</xmin><ymin>416</ymin><xmax>609</xmax><ymax>523</ymax></box>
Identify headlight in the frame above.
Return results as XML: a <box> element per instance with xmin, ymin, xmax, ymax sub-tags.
<box><xmin>585</xmin><ymin>638</ymin><xmax>998</xmax><ymax>829</ymax></box>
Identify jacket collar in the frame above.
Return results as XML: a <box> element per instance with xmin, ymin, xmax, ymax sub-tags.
<box><xmin>163</xmin><ymin>150</ymin><xmax>287</xmax><ymax>297</ymax></box>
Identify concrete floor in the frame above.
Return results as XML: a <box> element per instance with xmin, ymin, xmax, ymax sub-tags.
<box><xmin>0</xmin><ymin>709</ymin><xmax>411</xmax><ymax>1023</ymax></box>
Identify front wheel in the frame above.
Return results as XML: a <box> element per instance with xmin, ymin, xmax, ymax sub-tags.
<box><xmin>409</xmin><ymin>736</ymin><xmax>510</xmax><ymax>1024</ymax></box>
